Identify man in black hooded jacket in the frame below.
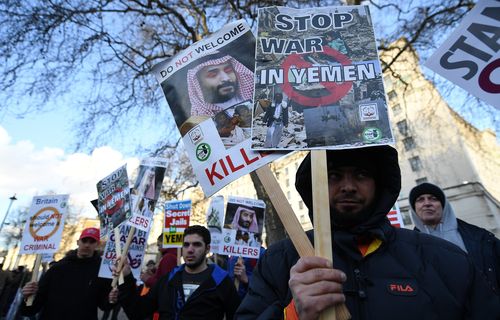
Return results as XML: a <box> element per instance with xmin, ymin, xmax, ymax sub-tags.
<box><xmin>20</xmin><ymin>227</ymin><xmax>112</xmax><ymax>320</ymax></box>
<box><xmin>236</xmin><ymin>146</ymin><xmax>500</xmax><ymax>319</ymax></box>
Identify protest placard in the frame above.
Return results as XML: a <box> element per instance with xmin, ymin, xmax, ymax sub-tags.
<box><xmin>153</xmin><ymin>20</ymin><xmax>282</xmax><ymax>197</ymax></box>
<box><xmin>20</xmin><ymin>194</ymin><xmax>69</xmax><ymax>254</ymax></box>
<box><xmin>252</xmin><ymin>6</ymin><xmax>393</xmax><ymax>150</ymax></box>
<box><xmin>219</xmin><ymin>196</ymin><xmax>265</xmax><ymax>259</ymax></box>
<box><xmin>126</xmin><ymin>157</ymin><xmax>167</xmax><ymax>232</ymax></box>
<box><xmin>206</xmin><ymin>195</ymin><xmax>225</xmax><ymax>254</ymax></box>
<box><xmin>425</xmin><ymin>0</ymin><xmax>499</xmax><ymax>109</ymax></box>
<box><xmin>97</xmin><ymin>165</ymin><xmax>131</xmax><ymax>239</ymax></box>
<box><xmin>98</xmin><ymin>224</ymin><xmax>149</xmax><ymax>280</ymax></box>
<box><xmin>163</xmin><ymin>200</ymin><xmax>191</xmax><ymax>248</ymax></box>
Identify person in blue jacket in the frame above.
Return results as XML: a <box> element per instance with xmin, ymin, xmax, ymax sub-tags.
<box><xmin>111</xmin><ymin>225</ymin><xmax>240</xmax><ymax>320</ymax></box>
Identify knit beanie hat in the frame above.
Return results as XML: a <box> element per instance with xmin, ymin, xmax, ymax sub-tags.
<box><xmin>409</xmin><ymin>182</ymin><xmax>445</xmax><ymax>210</ymax></box>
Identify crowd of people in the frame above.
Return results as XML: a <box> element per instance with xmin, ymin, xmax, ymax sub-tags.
<box><xmin>0</xmin><ymin>146</ymin><xmax>498</xmax><ymax>320</ymax></box>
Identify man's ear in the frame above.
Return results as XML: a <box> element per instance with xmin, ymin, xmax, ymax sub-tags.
<box><xmin>76</xmin><ymin>239</ymin><xmax>81</xmax><ymax>246</ymax></box>
<box><xmin>206</xmin><ymin>244</ymin><xmax>211</xmax><ymax>254</ymax></box>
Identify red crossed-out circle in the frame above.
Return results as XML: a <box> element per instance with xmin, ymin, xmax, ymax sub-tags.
<box><xmin>281</xmin><ymin>46</ymin><xmax>353</xmax><ymax>107</ymax></box>
<box><xmin>105</xmin><ymin>187</ymin><xmax>125</xmax><ymax>216</ymax></box>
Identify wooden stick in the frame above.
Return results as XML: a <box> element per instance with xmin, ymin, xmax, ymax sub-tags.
<box><xmin>113</xmin><ymin>227</ymin><xmax>125</xmax><ymax>285</ymax></box>
<box><xmin>255</xmin><ymin>166</ymin><xmax>314</xmax><ymax>257</ymax></box>
<box><xmin>111</xmin><ymin>226</ymin><xmax>136</xmax><ymax>288</ymax></box>
<box><xmin>26</xmin><ymin>254</ymin><xmax>42</xmax><ymax>306</ymax></box>
<box><xmin>311</xmin><ymin>150</ymin><xmax>350</xmax><ymax>320</ymax></box>
<box><xmin>256</xmin><ymin>163</ymin><xmax>350</xmax><ymax>319</ymax></box>
<box><xmin>177</xmin><ymin>248</ymin><xmax>181</xmax><ymax>265</ymax></box>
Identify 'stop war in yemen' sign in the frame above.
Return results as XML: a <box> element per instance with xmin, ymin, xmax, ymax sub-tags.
<box><xmin>251</xmin><ymin>5</ymin><xmax>394</xmax><ymax>150</ymax></box>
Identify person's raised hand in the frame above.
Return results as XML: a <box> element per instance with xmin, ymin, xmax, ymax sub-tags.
<box><xmin>234</xmin><ymin>259</ymin><xmax>248</xmax><ymax>284</ymax></box>
<box><xmin>288</xmin><ymin>256</ymin><xmax>346</xmax><ymax>320</ymax></box>
<box><xmin>21</xmin><ymin>281</ymin><xmax>38</xmax><ymax>299</ymax></box>
<box><xmin>112</xmin><ymin>255</ymin><xmax>131</xmax><ymax>277</ymax></box>
<box><xmin>109</xmin><ymin>287</ymin><xmax>119</xmax><ymax>304</ymax></box>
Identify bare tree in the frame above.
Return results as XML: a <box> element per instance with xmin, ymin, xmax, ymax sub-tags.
<box><xmin>1</xmin><ymin>0</ymin><xmax>495</xmax><ymax>244</ymax></box>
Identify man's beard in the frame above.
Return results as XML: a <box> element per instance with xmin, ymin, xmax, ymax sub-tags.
<box><xmin>330</xmin><ymin>206</ymin><xmax>373</xmax><ymax>228</ymax></box>
<box><xmin>185</xmin><ymin>255</ymin><xmax>205</xmax><ymax>270</ymax></box>
<box><xmin>239</xmin><ymin>220</ymin><xmax>250</xmax><ymax>228</ymax></box>
<box><xmin>211</xmin><ymin>81</ymin><xmax>238</xmax><ymax>103</ymax></box>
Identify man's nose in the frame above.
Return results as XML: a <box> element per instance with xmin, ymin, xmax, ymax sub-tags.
<box><xmin>339</xmin><ymin>175</ymin><xmax>356</xmax><ymax>192</ymax></box>
<box><xmin>219</xmin><ymin>71</ymin><xmax>231</xmax><ymax>81</ymax></box>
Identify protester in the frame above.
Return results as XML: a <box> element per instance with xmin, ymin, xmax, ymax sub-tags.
<box><xmin>20</xmin><ymin>227</ymin><xmax>112</xmax><ymax>320</ymax></box>
<box><xmin>236</xmin><ymin>146</ymin><xmax>500</xmax><ymax>319</ymax></box>
<box><xmin>409</xmin><ymin>182</ymin><xmax>500</xmax><ymax>294</ymax></box>
<box><xmin>0</xmin><ymin>266</ymin><xmax>29</xmax><ymax>318</ymax></box>
<box><xmin>141</xmin><ymin>234</ymin><xmax>178</xmax><ymax>290</ymax></box>
<box><xmin>187</xmin><ymin>54</ymin><xmax>253</xmax><ymax>117</ymax></box>
<box><xmin>110</xmin><ymin>225</ymin><xmax>240</xmax><ymax>319</ymax></box>
<box><xmin>263</xmin><ymin>92</ymin><xmax>289</xmax><ymax>148</ymax></box>
<box><xmin>0</xmin><ymin>263</ymin><xmax>10</xmax><ymax>314</ymax></box>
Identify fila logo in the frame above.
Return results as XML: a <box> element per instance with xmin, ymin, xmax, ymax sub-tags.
<box><xmin>386</xmin><ymin>280</ymin><xmax>417</xmax><ymax>296</ymax></box>
<box><xmin>389</xmin><ymin>284</ymin><xmax>414</xmax><ymax>292</ymax></box>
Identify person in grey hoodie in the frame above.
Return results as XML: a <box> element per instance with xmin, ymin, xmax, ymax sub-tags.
<box><xmin>409</xmin><ymin>182</ymin><xmax>500</xmax><ymax>295</ymax></box>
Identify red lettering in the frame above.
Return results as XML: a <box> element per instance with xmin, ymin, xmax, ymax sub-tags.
<box><xmin>219</xmin><ymin>159</ymin><xmax>229</xmax><ymax>176</ymax></box>
<box><xmin>241</xmin><ymin>148</ymin><xmax>260</xmax><ymax>165</ymax></box>
<box><xmin>205</xmin><ymin>162</ymin><xmax>224</xmax><ymax>186</ymax></box>
<box><xmin>226</xmin><ymin>155</ymin><xmax>244</xmax><ymax>172</ymax></box>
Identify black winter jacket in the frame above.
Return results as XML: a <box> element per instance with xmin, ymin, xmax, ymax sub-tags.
<box><xmin>236</xmin><ymin>146</ymin><xmax>500</xmax><ymax>319</ymax></box>
<box><xmin>119</xmin><ymin>263</ymin><xmax>240</xmax><ymax>320</ymax></box>
<box><xmin>458</xmin><ymin>218</ymin><xmax>500</xmax><ymax>295</ymax></box>
<box><xmin>21</xmin><ymin>250</ymin><xmax>112</xmax><ymax>320</ymax></box>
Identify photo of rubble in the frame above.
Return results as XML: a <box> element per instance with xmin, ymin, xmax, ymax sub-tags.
<box><xmin>251</xmin><ymin>5</ymin><xmax>394</xmax><ymax>150</ymax></box>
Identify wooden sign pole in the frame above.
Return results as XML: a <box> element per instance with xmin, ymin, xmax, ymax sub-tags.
<box><xmin>311</xmin><ymin>150</ymin><xmax>350</xmax><ymax>320</ymax></box>
<box><xmin>255</xmin><ymin>160</ymin><xmax>350</xmax><ymax>320</ymax></box>
<box><xmin>255</xmin><ymin>166</ymin><xmax>314</xmax><ymax>257</ymax></box>
<box><xmin>113</xmin><ymin>227</ymin><xmax>125</xmax><ymax>285</ymax></box>
<box><xmin>26</xmin><ymin>254</ymin><xmax>42</xmax><ymax>306</ymax></box>
<box><xmin>111</xmin><ymin>226</ymin><xmax>136</xmax><ymax>288</ymax></box>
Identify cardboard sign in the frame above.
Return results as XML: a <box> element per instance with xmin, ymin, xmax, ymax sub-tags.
<box><xmin>206</xmin><ymin>195</ymin><xmax>225</xmax><ymax>254</ymax></box>
<box><xmin>163</xmin><ymin>200</ymin><xmax>191</xmax><ymax>248</ymax></box>
<box><xmin>252</xmin><ymin>6</ymin><xmax>393</xmax><ymax>149</ymax></box>
<box><xmin>20</xmin><ymin>195</ymin><xmax>69</xmax><ymax>254</ymax></box>
<box><xmin>98</xmin><ymin>224</ymin><xmax>149</xmax><ymax>280</ymax></box>
<box><xmin>219</xmin><ymin>196</ymin><xmax>265</xmax><ymax>259</ymax></box>
<box><xmin>126</xmin><ymin>157</ymin><xmax>167</xmax><ymax>232</ymax></box>
<box><xmin>425</xmin><ymin>0</ymin><xmax>499</xmax><ymax>109</ymax></box>
<box><xmin>97</xmin><ymin>165</ymin><xmax>131</xmax><ymax>239</ymax></box>
<box><xmin>152</xmin><ymin>20</ymin><xmax>282</xmax><ymax>197</ymax></box>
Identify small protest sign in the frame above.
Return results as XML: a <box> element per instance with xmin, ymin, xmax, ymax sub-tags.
<box><xmin>126</xmin><ymin>157</ymin><xmax>167</xmax><ymax>232</ymax></box>
<box><xmin>98</xmin><ymin>224</ymin><xmax>149</xmax><ymax>280</ymax></box>
<box><xmin>220</xmin><ymin>196</ymin><xmax>265</xmax><ymax>259</ymax></box>
<box><xmin>252</xmin><ymin>6</ymin><xmax>393</xmax><ymax>149</ymax></box>
<box><xmin>97</xmin><ymin>165</ymin><xmax>131</xmax><ymax>239</ymax></box>
<box><xmin>20</xmin><ymin>194</ymin><xmax>69</xmax><ymax>254</ymax></box>
<box><xmin>425</xmin><ymin>0</ymin><xmax>499</xmax><ymax>109</ymax></box>
<box><xmin>206</xmin><ymin>195</ymin><xmax>225</xmax><ymax>254</ymax></box>
<box><xmin>153</xmin><ymin>20</ymin><xmax>282</xmax><ymax>197</ymax></box>
<box><xmin>163</xmin><ymin>200</ymin><xmax>191</xmax><ymax>248</ymax></box>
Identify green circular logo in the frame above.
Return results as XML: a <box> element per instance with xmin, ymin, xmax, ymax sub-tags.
<box><xmin>362</xmin><ymin>127</ymin><xmax>382</xmax><ymax>142</ymax></box>
<box><xmin>195</xmin><ymin>143</ymin><xmax>211</xmax><ymax>161</ymax></box>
